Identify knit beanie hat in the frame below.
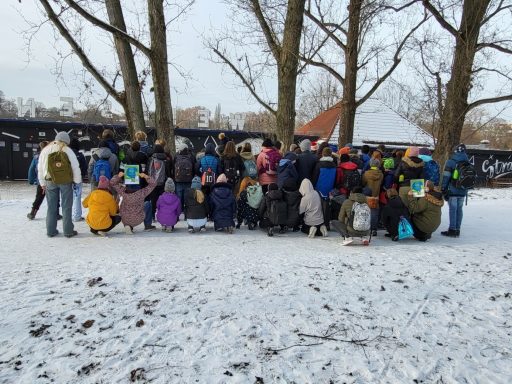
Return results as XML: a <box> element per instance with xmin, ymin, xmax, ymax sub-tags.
<box><xmin>216</xmin><ymin>173</ymin><xmax>227</xmax><ymax>183</ymax></box>
<box><xmin>408</xmin><ymin>146</ymin><xmax>419</xmax><ymax>157</ymax></box>
<box><xmin>419</xmin><ymin>147</ymin><xmax>431</xmax><ymax>156</ymax></box>
<box><xmin>455</xmin><ymin>143</ymin><xmax>466</xmax><ymax>153</ymax></box>
<box><xmin>338</xmin><ymin>147</ymin><xmax>350</xmax><ymax>156</ymax></box>
<box><xmin>97</xmin><ymin>175</ymin><xmax>110</xmax><ymax>190</ymax></box>
<box><xmin>300</xmin><ymin>139</ymin><xmax>312</xmax><ymax>152</ymax></box>
<box><xmin>383</xmin><ymin>158</ymin><xmax>395</xmax><ymax>170</ymax></box>
<box><xmin>370</xmin><ymin>158</ymin><xmax>381</xmax><ymax>168</ymax></box>
<box><xmin>191</xmin><ymin>176</ymin><xmax>202</xmax><ymax>190</ymax></box>
<box><xmin>164</xmin><ymin>178</ymin><xmax>175</xmax><ymax>193</ymax></box>
<box><xmin>55</xmin><ymin>131</ymin><xmax>70</xmax><ymax>145</ymax></box>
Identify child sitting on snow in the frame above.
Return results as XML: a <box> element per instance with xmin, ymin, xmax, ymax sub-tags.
<box><xmin>209</xmin><ymin>174</ymin><xmax>236</xmax><ymax>233</ymax></box>
<box><xmin>82</xmin><ymin>175</ymin><xmax>121</xmax><ymax>236</ymax></box>
<box><xmin>184</xmin><ymin>176</ymin><xmax>209</xmax><ymax>233</ymax></box>
<box><xmin>156</xmin><ymin>178</ymin><xmax>182</xmax><ymax>232</ymax></box>
<box><xmin>110</xmin><ymin>172</ymin><xmax>156</xmax><ymax>234</ymax></box>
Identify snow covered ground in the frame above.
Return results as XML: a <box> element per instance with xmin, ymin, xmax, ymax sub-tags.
<box><xmin>0</xmin><ymin>182</ymin><xmax>511</xmax><ymax>384</ymax></box>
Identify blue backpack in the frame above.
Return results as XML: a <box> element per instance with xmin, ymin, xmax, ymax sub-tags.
<box><xmin>243</xmin><ymin>159</ymin><xmax>258</xmax><ymax>178</ymax></box>
<box><xmin>424</xmin><ymin>160</ymin><xmax>440</xmax><ymax>185</ymax></box>
<box><xmin>92</xmin><ymin>155</ymin><xmax>112</xmax><ymax>182</ymax></box>
<box><xmin>398</xmin><ymin>216</ymin><xmax>414</xmax><ymax>240</ymax></box>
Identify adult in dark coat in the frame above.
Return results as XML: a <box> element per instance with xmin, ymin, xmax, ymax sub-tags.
<box><xmin>381</xmin><ymin>188</ymin><xmax>410</xmax><ymax>241</ymax></box>
<box><xmin>209</xmin><ymin>174</ymin><xmax>236</xmax><ymax>232</ymax></box>
<box><xmin>296</xmin><ymin>139</ymin><xmax>318</xmax><ymax>183</ymax></box>
<box><xmin>277</xmin><ymin>152</ymin><xmax>299</xmax><ymax>189</ymax></box>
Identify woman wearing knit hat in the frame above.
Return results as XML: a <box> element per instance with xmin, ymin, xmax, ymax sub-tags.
<box><xmin>156</xmin><ymin>178</ymin><xmax>182</xmax><ymax>232</ymax></box>
<box><xmin>209</xmin><ymin>174</ymin><xmax>236</xmax><ymax>233</ymax></box>
<box><xmin>184</xmin><ymin>176</ymin><xmax>210</xmax><ymax>233</ymax></box>
<box><xmin>82</xmin><ymin>176</ymin><xmax>120</xmax><ymax>236</ymax></box>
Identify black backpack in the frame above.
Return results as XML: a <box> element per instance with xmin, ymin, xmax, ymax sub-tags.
<box><xmin>454</xmin><ymin>161</ymin><xmax>476</xmax><ymax>190</ymax></box>
<box><xmin>268</xmin><ymin>199</ymin><xmax>288</xmax><ymax>226</ymax></box>
<box><xmin>344</xmin><ymin>169</ymin><xmax>362</xmax><ymax>190</ymax></box>
<box><xmin>175</xmin><ymin>154</ymin><xmax>193</xmax><ymax>182</ymax></box>
<box><xmin>223</xmin><ymin>157</ymin><xmax>239</xmax><ymax>184</ymax></box>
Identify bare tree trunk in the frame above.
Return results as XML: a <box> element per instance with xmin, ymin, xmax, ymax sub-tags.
<box><xmin>434</xmin><ymin>0</ymin><xmax>490</xmax><ymax>164</ymax></box>
<box><xmin>105</xmin><ymin>0</ymin><xmax>146</xmax><ymax>139</ymax></box>
<box><xmin>338</xmin><ymin>0</ymin><xmax>361</xmax><ymax>148</ymax></box>
<box><xmin>147</xmin><ymin>0</ymin><xmax>175</xmax><ymax>155</ymax></box>
<box><xmin>276</xmin><ymin>0</ymin><xmax>306</xmax><ymax>150</ymax></box>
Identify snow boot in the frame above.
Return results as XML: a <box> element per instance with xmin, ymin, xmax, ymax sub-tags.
<box><xmin>308</xmin><ymin>226</ymin><xmax>317</xmax><ymax>238</ymax></box>
<box><xmin>320</xmin><ymin>225</ymin><xmax>328</xmax><ymax>237</ymax></box>
<box><xmin>27</xmin><ymin>208</ymin><xmax>37</xmax><ymax>220</ymax></box>
<box><xmin>441</xmin><ymin>229</ymin><xmax>458</xmax><ymax>238</ymax></box>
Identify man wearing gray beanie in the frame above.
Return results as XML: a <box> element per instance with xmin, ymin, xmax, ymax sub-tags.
<box><xmin>296</xmin><ymin>139</ymin><xmax>318</xmax><ymax>183</ymax></box>
<box><xmin>37</xmin><ymin>131</ymin><xmax>82</xmax><ymax>238</ymax></box>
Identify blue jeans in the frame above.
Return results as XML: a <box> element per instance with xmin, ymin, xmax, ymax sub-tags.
<box><xmin>72</xmin><ymin>182</ymin><xmax>83</xmax><ymax>221</ymax></box>
<box><xmin>175</xmin><ymin>182</ymin><xmax>189</xmax><ymax>209</ymax></box>
<box><xmin>448</xmin><ymin>196</ymin><xmax>464</xmax><ymax>230</ymax></box>
<box><xmin>46</xmin><ymin>182</ymin><xmax>74</xmax><ymax>236</ymax></box>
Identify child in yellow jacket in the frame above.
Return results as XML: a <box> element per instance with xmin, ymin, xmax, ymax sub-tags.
<box><xmin>82</xmin><ymin>176</ymin><xmax>120</xmax><ymax>236</ymax></box>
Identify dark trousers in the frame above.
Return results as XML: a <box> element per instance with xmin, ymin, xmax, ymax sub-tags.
<box><xmin>32</xmin><ymin>185</ymin><xmax>45</xmax><ymax>210</ymax></box>
<box><xmin>90</xmin><ymin>216</ymin><xmax>122</xmax><ymax>234</ymax></box>
<box><xmin>412</xmin><ymin>221</ymin><xmax>431</xmax><ymax>242</ymax></box>
<box><xmin>149</xmin><ymin>185</ymin><xmax>165</xmax><ymax>218</ymax></box>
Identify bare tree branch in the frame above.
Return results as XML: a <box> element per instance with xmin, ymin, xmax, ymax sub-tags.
<box><xmin>299</xmin><ymin>56</ymin><xmax>345</xmax><ymax>83</ymax></box>
<box><xmin>304</xmin><ymin>8</ymin><xmax>347</xmax><ymax>51</ymax></box>
<box><xmin>212</xmin><ymin>46</ymin><xmax>276</xmax><ymax>115</ymax></box>
<box><xmin>481</xmin><ymin>0</ymin><xmax>512</xmax><ymax>25</ymax></box>
<box><xmin>63</xmin><ymin>0</ymin><xmax>152</xmax><ymax>56</ymax></box>
<box><xmin>250</xmin><ymin>0</ymin><xmax>281</xmax><ymax>61</ymax></box>
<box><xmin>477</xmin><ymin>42</ymin><xmax>512</xmax><ymax>55</ymax></box>
<box><xmin>38</xmin><ymin>0</ymin><xmax>123</xmax><ymax>104</ymax></box>
<box><xmin>467</xmin><ymin>94</ymin><xmax>512</xmax><ymax>112</ymax></box>
<box><xmin>422</xmin><ymin>0</ymin><xmax>459</xmax><ymax>37</ymax></box>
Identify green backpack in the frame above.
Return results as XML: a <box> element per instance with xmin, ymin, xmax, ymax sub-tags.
<box><xmin>47</xmin><ymin>149</ymin><xmax>73</xmax><ymax>184</ymax></box>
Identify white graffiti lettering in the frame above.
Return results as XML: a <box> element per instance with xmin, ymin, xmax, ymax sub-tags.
<box><xmin>482</xmin><ymin>157</ymin><xmax>512</xmax><ymax>178</ymax></box>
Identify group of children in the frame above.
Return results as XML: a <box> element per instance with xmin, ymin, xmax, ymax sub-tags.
<box><xmin>28</xmin><ymin>129</ymin><xmax>468</xmax><ymax>244</ymax></box>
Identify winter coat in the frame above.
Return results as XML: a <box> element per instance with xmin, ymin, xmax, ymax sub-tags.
<box><xmin>311</xmin><ymin>156</ymin><xmax>336</xmax><ymax>197</ymax></box>
<box><xmin>299</xmin><ymin>178</ymin><xmax>324</xmax><ymax>226</ymax></box>
<box><xmin>405</xmin><ymin>189</ymin><xmax>444</xmax><ymax>234</ymax></box>
<box><xmin>258</xmin><ymin>189</ymin><xmax>284</xmax><ymax>223</ymax></box>
<box><xmin>360</xmin><ymin>153</ymin><xmax>371</xmax><ymax>170</ymax></box>
<box><xmin>198</xmin><ymin>153</ymin><xmax>220</xmax><ymax>177</ymax></box>
<box><xmin>220</xmin><ymin>154</ymin><xmax>245</xmax><ymax>184</ymax></box>
<box><xmin>349</xmin><ymin>154</ymin><xmax>364</xmax><ymax>170</ymax></box>
<box><xmin>441</xmin><ymin>151</ymin><xmax>470</xmax><ymax>197</ymax></box>
<box><xmin>362</xmin><ymin>167</ymin><xmax>384</xmax><ymax>197</ymax></box>
<box><xmin>88</xmin><ymin>147</ymin><xmax>119</xmax><ymax>184</ymax></box>
<box><xmin>277</xmin><ymin>159</ymin><xmax>299</xmax><ymax>189</ymax></box>
<box><xmin>296</xmin><ymin>150</ymin><xmax>318</xmax><ymax>183</ymax></box>
<box><xmin>209</xmin><ymin>182</ymin><xmax>236</xmax><ymax>229</ymax></box>
<box><xmin>37</xmin><ymin>141</ymin><xmax>82</xmax><ymax>187</ymax></box>
<box><xmin>28</xmin><ymin>154</ymin><xmax>39</xmax><ymax>185</ymax></box>
<box><xmin>394</xmin><ymin>156</ymin><xmax>424</xmax><ymax>187</ymax></box>
<box><xmin>110</xmin><ymin>175</ymin><xmax>156</xmax><ymax>227</ymax></box>
<box><xmin>138</xmin><ymin>141</ymin><xmax>151</xmax><ymax>155</ymax></box>
<box><xmin>73</xmin><ymin>149</ymin><xmax>88</xmax><ymax>179</ymax></box>
<box><xmin>282</xmin><ymin>187</ymin><xmax>302</xmax><ymax>228</ymax></box>
<box><xmin>82</xmin><ymin>189</ymin><xmax>118</xmax><ymax>230</ymax></box>
<box><xmin>174</xmin><ymin>149</ymin><xmax>196</xmax><ymax>183</ymax></box>
<box><xmin>184</xmin><ymin>189</ymin><xmax>209</xmax><ymax>219</ymax></box>
<box><xmin>156</xmin><ymin>192</ymin><xmax>182</xmax><ymax>227</ymax></box>
<box><xmin>338</xmin><ymin>192</ymin><xmax>369</xmax><ymax>236</ymax></box>
<box><xmin>104</xmin><ymin>138</ymin><xmax>119</xmax><ymax>156</ymax></box>
<box><xmin>335</xmin><ymin>160</ymin><xmax>359</xmax><ymax>196</ymax></box>
<box><xmin>237</xmin><ymin>190</ymin><xmax>259</xmax><ymax>224</ymax></box>
<box><xmin>381</xmin><ymin>195</ymin><xmax>410</xmax><ymax>237</ymax></box>
<box><xmin>256</xmin><ymin>147</ymin><xmax>281</xmax><ymax>185</ymax></box>
<box><xmin>382</xmin><ymin>170</ymin><xmax>395</xmax><ymax>190</ymax></box>
<box><xmin>125</xmin><ymin>148</ymin><xmax>148</xmax><ymax>168</ymax></box>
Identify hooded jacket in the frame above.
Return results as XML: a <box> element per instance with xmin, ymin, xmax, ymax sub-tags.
<box><xmin>442</xmin><ymin>151</ymin><xmax>470</xmax><ymax>197</ymax></box>
<box><xmin>258</xmin><ymin>188</ymin><xmax>285</xmax><ymax>225</ymax></box>
<box><xmin>277</xmin><ymin>158</ymin><xmax>299</xmax><ymax>189</ymax></box>
<box><xmin>335</xmin><ymin>160</ymin><xmax>359</xmax><ymax>196</ymax></box>
<box><xmin>88</xmin><ymin>147</ymin><xmax>120</xmax><ymax>185</ymax></box>
<box><xmin>156</xmin><ymin>192</ymin><xmax>182</xmax><ymax>227</ymax></box>
<box><xmin>311</xmin><ymin>156</ymin><xmax>336</xmax><ymax>197</ymax></box>
<box><xmin>405</xmin><ymin>188</ymin><xmax>444</xmax><ymax>234</ymax></box>
<box><xmin>362</xmin><ymin>167</ymin><xmax>384</xmax><ymax>197</ymax></box>
<box><xmin>296</xmin><ymin>150</ymin><xmax>318</xmax><ymax>183</ymax></box>
<box><xmin>110</xmin><ymin>175</ymin><xmax>156</xmax><ymax>227</ymax></box>
<box><xmin>282</xmin><ymin>183</ymin><xmax>302</xmax><ymax>228</ymax></box>
<box><xmin>338</xmin><ymin>192</ymin><xmax>369</xmax><ymax>235</ymax></box>
<box><xmin>209</xmin><ymin>182</ymin><xmax>236</xmax><ymax>229</ymax></box>
<box><xmin>299</xmin><ymin>179</ymin><xmax>324</xmax><ymax>226</ymax></box>
<box><xmin>37</xmin><ymin>141</ymin><xmax>82</xmax><ymax>187</ymax></box>
<box><xmin>256</xmin><ymin>147</ymin><xmax>281</xmax><ymax>185</ymax></box>
<box><xmin>381</xmin><ymin>195</ymin><xmax>410</xmax><ymax>237</ymax></box>
<box><xmin>82</xmin><ymin>189</ymin><xmax>118</xmax><ymax>230</ymax></box>
<box><xmin>198</xmin><ymin>143</ymin><xmax>220</xmax><ymax>176</ymax></box>
<box><xmin>394</xmin><ymin>156</ymin><xmax>425</xmax><ymax>187</ymax></box>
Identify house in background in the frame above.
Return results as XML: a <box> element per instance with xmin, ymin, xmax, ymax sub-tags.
<box><xmin>296</xmin><ymin>98</ymin><xmax>434</xmax><ymax>148</ymax></box>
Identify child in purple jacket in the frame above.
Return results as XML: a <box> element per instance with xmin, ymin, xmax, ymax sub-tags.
<box><xmin>156</xmin><ymin>178</ymin><xmax>182</xmax><ymax>232</ymax></box>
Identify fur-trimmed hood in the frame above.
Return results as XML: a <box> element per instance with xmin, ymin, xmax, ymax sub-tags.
<box><xmin>425</xmin><ymin>189</ymin><xmax>444</xmax><ymax>207</ymax></box>
<box><xmin>402</xmin><ymin>156</ymin><xmax>424</xmax><ymax>168</ymax></box>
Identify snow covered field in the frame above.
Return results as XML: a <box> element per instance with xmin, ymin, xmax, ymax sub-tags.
<box><xmin>0</xmin><ymin>182</ymin><xmax>511</xmax><ymax>384</ymax></box>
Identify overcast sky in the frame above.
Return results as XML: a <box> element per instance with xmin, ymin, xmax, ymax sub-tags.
<box><xmin>1</xmin><ymin>1</ymin><xmax>511</xmax><ymax>122</ymax></box>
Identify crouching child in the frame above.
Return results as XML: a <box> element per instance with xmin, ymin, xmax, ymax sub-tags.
<box><xmin>209</xmin><ymin>174</ymin><xmax>236</xmax><ymax>233</ymax></box>
<box><xmin>258</xmin><ymin>183</ymin><xmax>287</xmax><ymax>236</ymax></box>
<box><xmin>156</xmin><ymin>178</ymin><xmax>182</xmax><ymax>232</ymax></box>
<box><xmin>184</xmin><ymin>176</ymin><xmax>210</xmax><ymax>233</ymax></box>
<box><xmin>82</xmin><ymin>175</ymin><xmax>121</xmax><ymax>236</ymax></box>
<box><xmin>298</xmin><ymin>178</ymin><xmax>328</xmax><ymax>238</ymax></box>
